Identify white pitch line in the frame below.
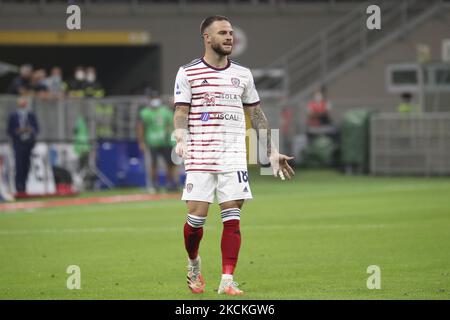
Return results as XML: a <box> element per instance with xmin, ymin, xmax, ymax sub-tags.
<box><xmin>0</xmin><ymin>224</ymin><xmax>398</xmax><ymax>236</ymax></box>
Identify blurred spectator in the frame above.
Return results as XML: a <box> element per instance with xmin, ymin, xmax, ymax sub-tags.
<box><xmin>305</xmin><ymin>88</ymin><xmax>338</xmax><ymax>147</ymax></box>
<box><xmin>307</xmin><ymin>88</ymin><xmax>332</xmax><ymax>127</ymax></box>
<box><xmin>29</xmin><ymin>69</ymin><xmax>50</xmax><ymax>99</ymax></box>
<box><xmin>7</xmin><ymin>97</ymin><xmax>39</xmax><ymax>195</ymax></box>
<box><xmin>84</xmin><ymin>66</ymin><xmax>105</xmax><ymax>98</ymax></box>
<box><xmin>74</xmin><ymin>115</ymin><xmax>90</xmax><ymax>172</ymax></box>
<box><xmin>45</xmin><ymin>66</ymin><xmax>66</xmax><ymax>99</ymax></box>
<box><xmin>137</xmin><ymin>92</ymin><xmax>178</xmax><ymax>192</ymax></box>
<box><xmin>8</xmin><ymin>64</ymin><xmax>33</xmax><ymax>95</ymax></box>
<box><xmin>67</xmin><ymin>66</ymin><xmax>87</xmax><ymax>98</ymax></box>
<box><xmin>397</xmin><ymin>92</ymin><xmax>418</xmax><ymax>113</ymax></box>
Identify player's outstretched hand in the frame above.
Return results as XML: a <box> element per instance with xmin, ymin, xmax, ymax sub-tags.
<box><xmin>175</xmin><ymin>142</ymin><xmax>188</xmax><ymax>159</ymax></box>
<box><xmin>174</xmin><ymin>129</ymin><xmax>189</xmax><ymax>159</ymax></box>
<box><xmin>269</xmin><ymin>152</ymin><xmax>295</xmax><ymax>180</ymax></box>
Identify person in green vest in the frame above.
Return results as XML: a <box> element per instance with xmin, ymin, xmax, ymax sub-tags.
<box><xmin>137</xmin><ymin>92</ymin><xmax>178</xmax><ymax>192</ymax></box>
<box><xmin>397</xmin><ymin>92</ymin><xmax>418</xmax><ymax>113</ymax></box>
<box><xmin>74</xmin><ymin>115</ymin><xmax>90</xmax><ymax>172</ymax></box>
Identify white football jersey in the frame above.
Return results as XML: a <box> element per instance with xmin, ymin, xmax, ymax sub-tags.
<box><xmin>174</xmin><ymin>58</ymin><xmax>260</xmax><ymax>173</ymax></box>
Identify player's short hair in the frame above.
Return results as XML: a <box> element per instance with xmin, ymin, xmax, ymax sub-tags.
<box><xmin>200</xmin><ymin>15</ymin><xmax>230</xmax><ymax>36</ymax></box>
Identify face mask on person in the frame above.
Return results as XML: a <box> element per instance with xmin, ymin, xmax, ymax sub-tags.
<box><xmin>86</xmin><ymin>73</ymin><xmax>96</xmax><ymax>83</ymax></box>
<box><xmin>75</xmin><ymin>70</ymin><xmax>85</xmax><ymax>81</ymax></box>
<box><xmin>150</xmin><ymin>98</ymin><xmax>162</xmax><ymax>108</ymax></box>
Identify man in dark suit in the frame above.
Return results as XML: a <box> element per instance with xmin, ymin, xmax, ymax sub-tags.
<box><xmin>7</xmin><ymin>97</ymin><xmax>39</xmax><ymax>194</ymax></box>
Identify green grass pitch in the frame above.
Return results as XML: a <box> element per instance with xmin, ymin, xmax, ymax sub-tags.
<box><xmin>0</xmin><ymin>169</ymin><xmax>449</xmax><ymax>299</ymax></box>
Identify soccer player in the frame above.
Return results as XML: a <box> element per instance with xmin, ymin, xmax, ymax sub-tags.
<box><xmin>173</xmin><ymin>15</ymin><xmax>295</xmax><ymax>295</ymax></box>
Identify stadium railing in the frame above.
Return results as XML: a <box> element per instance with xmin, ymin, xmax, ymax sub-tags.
<box><xmin>0</xmin><ymin>95</ymin><xmax>174</xmax><ymax>192</ymax></box>
<box><xmin>2</xmin><ymin>95</ymin><xmax>450</xmax><ymax>177</ymax></box>
<box><xmin>0</xmin><ymin>95</ymin><xmax>147</xmax><ymax>143</ymax></box>
<box><xmin>370</xmin><ymin>112</ymin><xmax>450</xmax><ymax>176</ymax></box>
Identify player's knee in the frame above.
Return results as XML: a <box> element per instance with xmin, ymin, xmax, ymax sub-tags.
<box><xmin>220</xmin><ymin>199</ymin><xmax>244</xmax><ymax>211</ymax></box>
<box><xmin>186</xmin><ymin>200</ymin><xmax>209</xmax><ymax>216</ymax></box>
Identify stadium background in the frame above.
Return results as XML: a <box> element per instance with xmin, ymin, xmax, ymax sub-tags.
<box><xmin>0</xmin><ymin>0</ymin><xmax>449</xmax><ymax>300</ymax></box>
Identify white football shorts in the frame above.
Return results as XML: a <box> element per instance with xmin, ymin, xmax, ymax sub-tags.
<box><xmin>181</xmin><ymin>171</ymin><xmax>253</xmax><ymax>204</ymax></box>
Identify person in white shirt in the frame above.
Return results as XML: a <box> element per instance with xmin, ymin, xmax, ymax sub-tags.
<box><xmin>173</xmin><ymin>15</ymin><xmax>295</xmax><ymax>296</ymax></box>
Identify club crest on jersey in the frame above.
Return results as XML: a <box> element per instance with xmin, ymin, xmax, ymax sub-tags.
<box><xmin>200</xmin><ymin>112</ymin><xmax>210</xmax><ymax>122</ymax></box>
<box><xmin>186</xmin><ymin>183</ymin><xmax>193</xmax><ymax>193</ymax></box>
<box><xmin>202</xmin><ymin>93</ymin><xmax>216</xmax><ymax>106</ymax></box>
<box><xmin>231</xmin><ymin>77</ymin><xmax>240</xmax><ymax>88</ymax></box>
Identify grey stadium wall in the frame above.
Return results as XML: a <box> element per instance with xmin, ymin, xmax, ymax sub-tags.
<box><xmin>0</xmin><ymin>2</ymin><xmax>449</xmax><ymax>121</ymax></box>
<box><xmin>0</xmin><ymin>3</ymin><xmax>346</xmax><ymax>95</ymax></box>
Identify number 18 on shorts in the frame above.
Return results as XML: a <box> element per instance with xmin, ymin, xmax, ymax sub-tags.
<box><xmin>182</xmin><ymin>171</ymin><xmax>253</xmax><ymax>204</ymax></box>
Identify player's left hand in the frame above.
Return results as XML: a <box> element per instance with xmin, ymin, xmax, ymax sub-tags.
<box><xmin>269</xmin><ymin>152</ymin><xmax>295</xmax><ymax>180</ymax></box>
<box><xmin>175</xmin><ymin>142</ymin><xmax>188</xmax><ymax>159</ymax></box>
<box><xmin>174</xmin><ymin>129</ymin><xmax>189</xmax><ymax>159</ymax></box>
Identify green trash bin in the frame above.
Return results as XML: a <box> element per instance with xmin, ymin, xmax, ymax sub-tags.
<box><xmin>340</xmin><ymin>109</ymin><xmax>371</xmax><ymax>173</ymax></box>
<box><xmin>303</xmin><ymin>135</ymin><xmax>337</xmax><ymax>168</ymax></box>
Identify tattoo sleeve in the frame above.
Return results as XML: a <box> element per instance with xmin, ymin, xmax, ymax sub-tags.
<box><xmin>173</xmin><ymin>105</ymin><xmax>190</xmax><ymax>142</ymax></box>
<box><xmin>246</xmin><ymin>105</ymin><xmax>276</xmax><ymax>157</ymax></box>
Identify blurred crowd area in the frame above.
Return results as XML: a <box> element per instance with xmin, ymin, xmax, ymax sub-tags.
<box><xmin>0</xmin><ymin>90</ymin><xmax>178</xmax><ymax>197</ymax></box>
<box><xmin>0</xmin><ymin>0</ymin><xmax>449</xmax><ymax>196</ymax></box>
<box><xmin>8</xmin><ymin>64</ymin><xmax>105</xmax><ymax>100</ymax></box>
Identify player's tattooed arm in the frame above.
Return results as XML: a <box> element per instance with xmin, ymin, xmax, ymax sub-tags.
<box><xmin>246</xmin><ymin>105</ymin><xmax>272</xmax><ymax>155</ymax></box>
<box><xmin>245</xmin><ymin>105</ymin><xmax>295</xmax><ymax>180</ymax></box>
<box><xmin>174</xmin><ymin>105</ymin><xmax>189</xmax><ymax>131</ymax></box>
<box><xmin>173</xmin><ymin>105</ymin><xmax>190</xmax><ymax>158</ymax></box>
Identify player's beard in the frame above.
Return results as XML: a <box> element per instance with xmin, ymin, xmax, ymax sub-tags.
<box><xmin>211</xmin><ymin>41</ymin><xmax>233</xmax><ymax>56</ymax></box>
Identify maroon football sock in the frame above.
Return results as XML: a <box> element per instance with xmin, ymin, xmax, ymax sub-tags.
<box><xmin>221</xmin><ymin>219</ymin><xmax>241</xmax><ymax>275</ymax></box>
<box><xmin>184</xmin><ymin>222</ymin><xmax>203</xmax><ymax>260</ymax></box>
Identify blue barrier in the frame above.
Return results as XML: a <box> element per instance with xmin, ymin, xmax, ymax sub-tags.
<box><xmin>96</xmin><ymin>140</ymin><xmax>185</xmax><ymax>189</ymax></box>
